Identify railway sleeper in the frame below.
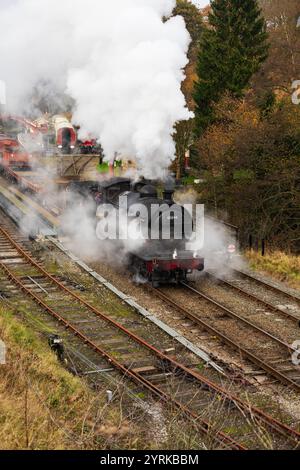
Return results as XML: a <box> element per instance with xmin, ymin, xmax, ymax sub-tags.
<box><xmin>140</xmin><ymin>372</ymin><xmax>174</xmax><ymax>384</ymax></box>
<box><xmin>123</xmin><ymin>358</ymin><xmax>158</xmax><ymax>369</ymax></box>
<box><xmin>131</xmin><ymin>365</ymin><xmax>157</xmax><ymax>375</ymax></box>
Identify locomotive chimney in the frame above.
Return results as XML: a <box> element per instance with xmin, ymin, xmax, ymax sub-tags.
<box><xmin>163</xmin><ymin>178</ymin><xmax>175</xmax><ymax>202</ymax></box>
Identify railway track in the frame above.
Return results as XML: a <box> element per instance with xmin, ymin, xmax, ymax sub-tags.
<box><xmin>151</xmin><ymin>282</ymin><xmax>300</xmax><ymax>392</ymax></box>
<box><xmin>0</xmin><ymin>226</ymin><xmax>299</xmax><ymax>449</ymax></box>
<box><xmin>229</xmin><ymin>268</ymin><xmax>300</xmax><ymax>309</ymax></box>
<box><xmin>204</xmin><ymin>271</ymin><xmax>300</xmax><ymax>326</ymax></box>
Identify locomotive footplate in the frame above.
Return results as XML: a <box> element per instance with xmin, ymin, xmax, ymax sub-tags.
<box><xmin>130</xmin><ymin>251</ymin><xmax>204</xmax><ymax>284</ymax></box>
<box><xmin>149</xmin><ymin>255</ymin><xmax>204</xmax><ymax>274</ymax></box>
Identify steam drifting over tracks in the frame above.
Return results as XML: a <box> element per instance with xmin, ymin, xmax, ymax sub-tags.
<box><xmin>0</xmin><ymin>226</ymin><xmax>241</xmax><ymax>449</ymax></box>
<box><xmin>151</xmin><ymin>282</ymin><xmax>300</xmax><ymax>393</ymax></box>
<box><xmin>0</xmin><ymin>228</ymin><xmax>300</xmax><ymax>447</ymax></box>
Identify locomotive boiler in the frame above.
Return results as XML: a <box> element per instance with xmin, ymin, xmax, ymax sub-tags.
<box><xmin>70</xmin><ymin>177</ymin><xmax>204</xmax><ymax>285</ymax></box>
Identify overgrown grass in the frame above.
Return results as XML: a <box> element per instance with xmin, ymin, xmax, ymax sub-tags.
<box><xmin>0</xmin><ymin>306</ymin><xmax>212</xmax><ymax>450</ymax></box>
<box><xmin>0</xmin><ymin>307</ymin><xmax>136</xmax><ymax>450</ymax></box>
<box><xmin>245</xmin><ymin>250</ymin><xmax>300</xmax><ymax>290</ymax></box>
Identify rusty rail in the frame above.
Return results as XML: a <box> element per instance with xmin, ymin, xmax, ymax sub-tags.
<box><xmin>148</xmin><ymin>283</ymin><xmax>300</xmax><ymax>393</ymax></box>
<box><xmin>0</xmin><ymin>226</ymin><xmax>299</xmax><ymax>446</ymax></box>
<box><xmin>232</xmin><ymin>269</ymin><xmax>300</xmax><ymax>305</ymax></box>
<box><xmin>205</xmin><ymin>272</ymin><xmax>300</xmax><ymax>325</ymax></box>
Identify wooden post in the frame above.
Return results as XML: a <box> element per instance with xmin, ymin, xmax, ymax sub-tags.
<box><xmin>262</xmin><ymin>239</ymin><xmax>266</xmax><ymax>257</ymax></box>
<box><xmin>249</xmin><ymin>234</ymin><xmax>253</xmax><ymax>250</ymax></box>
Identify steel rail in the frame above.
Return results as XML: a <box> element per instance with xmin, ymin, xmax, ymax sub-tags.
<box><xmin>232</xmin><ymin>269</ymin><xmax>300</xmax><ymax>305</ymax></box>
<box><xmin>206</xmin><ymin>272</ymin><xmax>300</xmax><ymax>325</ymax></box>
<box><xmin>181</xmin><ymin>282</ymin><xmax>300</xmax><ymax>390</ymax></box>
<box><xmin>149</xmin><ymin>284</ymin><xmax>300</xmax><ymax>395</ymax></box>
<box><xmin>0</xmin><ymin>227</ymin><xmax>299</xmax><ymax>444</ymax></box>
<box><xmin>0</xmin><ymin>260</ymin><xmax>244</xmax><ymax>451</ymax></box>
<box><xmin>180</xmin><ymin>282</ymin><xmax>297</xmax><ymax>354</ymax></box>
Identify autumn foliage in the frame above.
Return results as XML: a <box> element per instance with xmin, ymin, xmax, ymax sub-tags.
<box><xmin>174</xmin><ymin>0</ymin><xmax>300</xmax><ymax>252</ymax></box>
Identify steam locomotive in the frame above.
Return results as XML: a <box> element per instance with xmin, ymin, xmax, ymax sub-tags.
<box><xmin>70</xmin><ymin>177</ymin><xmax>204</xmax><ymax>285</ymax></box>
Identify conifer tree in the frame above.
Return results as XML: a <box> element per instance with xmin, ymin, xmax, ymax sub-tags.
<box><xmin>194</xmin><ymin>0</ymin><xmax>268</xmax><ymax>135</ymax></box>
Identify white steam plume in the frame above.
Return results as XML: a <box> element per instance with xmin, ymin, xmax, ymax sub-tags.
<box><xmin>0</xmin><ymin>0</ymin><xmax>193</xmax><ymax>179</ymax></box>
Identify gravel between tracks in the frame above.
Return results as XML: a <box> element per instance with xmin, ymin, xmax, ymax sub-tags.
<box><xmin>57</xmin><ymin>252</ymin><xmax>300</xmax><ymax>422</ymax></box>
<box><xmin>191</xmin><ymin>276</ymin><xmax>300</xmax><ymax>345</ymax></box>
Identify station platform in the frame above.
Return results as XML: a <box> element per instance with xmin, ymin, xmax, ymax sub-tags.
<box><xmin>0</xmin><ymin>182</ymin><xmax>58</xmax><ymax>237</ymax></box>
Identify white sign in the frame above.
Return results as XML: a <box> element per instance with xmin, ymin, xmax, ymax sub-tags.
<box><xmin>0</xmin><ymin>80</ymin><xmax>6</xmax><ymax>106</ymax></box>
<box><xmin>292</xmin><ymin>80</ymin><xmax>300</xmax><ymax>105</ymax></box>
<box><xmin>0</xmin><ymin>340</ymin><xmax>6</xmax><ymax>365</ymax></box>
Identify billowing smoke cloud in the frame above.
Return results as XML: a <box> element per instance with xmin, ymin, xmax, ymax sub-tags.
<box><xmin>0</xmin><ymin>0</ymin><xmax>193</xmax><ymax>178</ymax></box>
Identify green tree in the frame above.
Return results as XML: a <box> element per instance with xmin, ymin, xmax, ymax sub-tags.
<box><xmin>194</xmin><ymin>0</ymin><xmax>268</xmax><ymax>135</ymax></box>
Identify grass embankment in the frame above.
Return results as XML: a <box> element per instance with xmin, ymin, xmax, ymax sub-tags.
<box><xmin>0</xmin><ymin>307</ymin><xmax>134</xmax><ymax>450</ymax></box>
<box><xmin>245</xmin><ymin>250</ymin><xmax>300</xmax><ymax>290</ymax></box>
<box><xmin>0</xmin><ymin>307</ymin><xmax>208</xmax><ymax>450</ymax></box>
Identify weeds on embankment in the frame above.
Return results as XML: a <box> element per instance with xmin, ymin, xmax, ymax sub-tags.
<box><xmin>0</xmin><ymin>304</ymin><xmax>294</xmax><ymax>450</ymax></box>
<box><xmin>0</xmin><ymin>306</ymin><xmax>210</xmax><ymax>450</ymax></box>
<box><xmin>245</xmin><ymin>251</ymin><xmax>300</xmax><ymax>290</ymax></box>
<box><xmin>0</xmin><ymin>307</ymin><xmax>137</xmax><ymax>450</ymax></box>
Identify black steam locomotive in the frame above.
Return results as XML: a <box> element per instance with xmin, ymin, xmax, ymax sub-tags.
<box><xmin>70</xmin><ymin>177</ymin><xmax>204</xmax><ymax>285</ymax></box>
